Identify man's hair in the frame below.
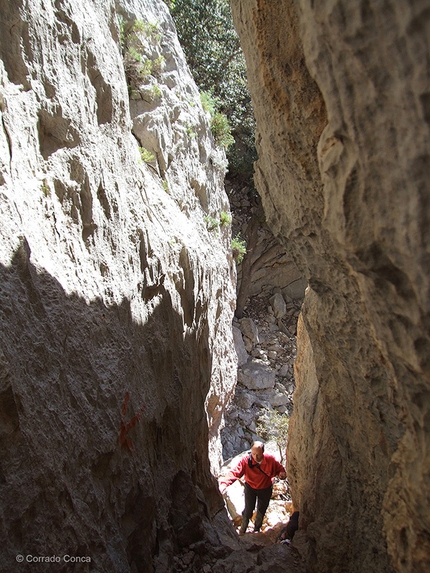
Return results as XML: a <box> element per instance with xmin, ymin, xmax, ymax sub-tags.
<box><xmin>251</xmin><ymin>441</ymin><xmax>265</xmax><ymax>452</ymax></box>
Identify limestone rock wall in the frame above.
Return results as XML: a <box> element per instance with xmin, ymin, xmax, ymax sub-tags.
<box><xmin>231</xmin><ymin>1</ymin><xmax>430</xmax><ymax>572</ymax></box>
<box><xmin>0</xmin><ymin>0</ymin><xmax>237</xmax><ymax>570</ymax></box>
<box><xmin>229</xmin><ymin>190</ymin><xmax>306</xmax><ymax>302</ymax></box>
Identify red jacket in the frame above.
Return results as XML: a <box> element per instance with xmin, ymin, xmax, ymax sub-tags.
<box><xmin>220</xmin><ymin>453</ymin><xmax>285</xmax><ymax>491</ymax></box>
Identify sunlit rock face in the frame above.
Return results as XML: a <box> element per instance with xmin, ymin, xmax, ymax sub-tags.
<box><xmin>231</xmin><ymin>1</ymin><xmax>430</xmax><ymax>572</ymax></box>
<box><xmin>0</xmin><ymin>0</ymin><xmax>237</xmax><ymax>569</ymax></box>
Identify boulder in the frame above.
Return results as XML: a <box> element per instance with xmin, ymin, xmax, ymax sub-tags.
<box><xmin>278</xmin><ymin>364</ymin><xmax>290</xmax><ymax>377</ymax></box>
<box><xmin>238</xmin><ymin>361</ymin><xmax>276</xmax><ymax>390</ymax></box>
<box><xmin>223</xmin><ymin>480</ymin><xmax>245</xmax><ymax>525</ymax></box>
<box><xmin>256</xmin><ymin>389</ymin><xmax>289</xmax><ymax>408</ymax></box>
<box><xmin>233</xmin><ymin>326</ymin><xmax>249</xmax><ymax>367</ymax></box>
<box><xmin>235</xmin><ymin>388</ymin><xmax>255</xmax><ymax>410</ymax></box>
<box><xmin>270</xmin><ymin>293</ymin><xmax>286</xmax><ymax>318</ymax></box>
<box><xmin>239</xmin><ymin>317</ymin><xmax>259</xmax><ymax>345</ymax></box>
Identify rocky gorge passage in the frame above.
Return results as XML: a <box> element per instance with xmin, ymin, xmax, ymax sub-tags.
<box><xmin>223</xmin><ymin>185</ymin><xmax>303</xmax><ymax>461</ymax></box>
<box><xmin>1</xmin><ymin>1</ymin><xmax>429</xmax><ymax>573</ymax></box>
<box><xmin>222</xmin><ymin>292</ymin><xmax>300</xmax><ymax>460</ymax></box>
<box><xmin>0</xmin><ymin>0</ymin><xmax>305</xmax><ymax>571</ymax></box>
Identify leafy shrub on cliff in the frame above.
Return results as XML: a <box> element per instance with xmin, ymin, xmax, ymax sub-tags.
<box><xmin>139</xmin><ymin>147</ymin><xmax>155</xmax><ymax>163</ymax></box>
<box><xmin>171</xmin><ymin>0</ymin><xmax>256</xmax><ymax>182</ymax></box>
<box><xmin>120</xmin><ymin>17</ymin><xmax>163</xmax><ymax>90</ymax></box>
<box><xmin>200</xmin><ymin>91</ymin><xmax>234</xmax><ymax>148</ymax></box>
<box><xmin>200</xmin><ymin>91</ymin><xmax>217</xmax><ymax>116</ymax></box>
<box><xmin>232</xmin><ymin>234</ymin><xmax>246</xmax><ymax>263</ymax></box>
<box><xmin>211</xmin><ymin>111</ymin><xmax>235</xmax><ymax>149</ymax></box>
<box><xmin>220</xmin><ymin>211</ymin><xmax>232</xmax><ymax>226</ymax></box>
<box><xmin>204</xmin><ymin>215</ymin><xmax>219</xmax><ymax>231</ymax></box>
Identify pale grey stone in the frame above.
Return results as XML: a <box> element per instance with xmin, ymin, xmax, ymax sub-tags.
<box><xmin>235</xmin><ymin>389</ymin><xmax>255</xmax><ymax>410</ymax></box>
<box><xmin>239</xmin><ymin>317</ymin><xmax>259</xmax><ymax>344</ymax></box>
<box><xmin>257</xmin><ymin>389</ymin><xmax>289</xmax><ymax>407</ymax></box>
<box><xmin>270</xmin><ymin>292</ymin><xmax>287</xmax><ymax>318</ymax></box>
<box><xmin>278</xmin><ymin>364</ymin><xmax>290</xmax><ymax>377</ymax></box>
<box><xmin>0</xmin><ymin>0</ymin><xmax>237</xmax><ymax>565</ymax></box>
<box><xmin>238</xmin><ymin>361</ymin><xmax>276</xmax><ymax>390</ymax></box>
<box><xmin>233</xmin><ymin>326</ymin><xmax>249</xmax><ymax>367</ymax></box>
<box><xmin>238</xmin><ymin>410</ymin><xmax>255</xmax><ymax>425</ymax></box>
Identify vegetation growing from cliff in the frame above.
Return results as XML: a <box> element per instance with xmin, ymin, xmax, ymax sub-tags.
<box><xmin>119</xmin><ymin>16</ymin><xmax>164</xmax><ymax>92</ymax></box>
<box><xmin>168</xmin><ymin>0</ymin><xmax>288</xmax><ymax>317</ymax></box>
<box><xmin>231</xmin><ymin>234</ymin><xmax>246</xmax><ymax>263</ymax></box>
<box><xmin>200</xmin><ymin>91</ymin><xmax>234</xmax><ymax>149</ymax></box>
<box><xmin>170</xmin><ymin>0</ymin><xmax>256</xmax><ymax>182</ymax></box>
<box><xmin>139</xmin><ymin>147</ymin><xmax>155</xmax><ymax>163</ymax></box>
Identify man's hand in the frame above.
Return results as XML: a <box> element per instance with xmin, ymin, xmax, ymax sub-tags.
<box><xmin>279</xmin><ymin>472</ymin><xmax>287</xmax><ymax>479</ymax></box>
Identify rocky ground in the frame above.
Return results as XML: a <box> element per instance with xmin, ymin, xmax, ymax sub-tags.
<box><xmin>221</xmin><ymin>292</ymin><xmax>301</xmax><ymax>460</ymax></box>
<box><xmin>171</xmin><ymin>533</ymin><xmax>305</xmax><ymax>573</ymax></box>
<box><xmin>204</xmin><ymin>293</ymin><xmax>303</xmax><ymax>572</ymax></box>
<box><xmin>164</xmin><ymin>441</ymin><xmax>305</xmax><ymax>573</ymax></box>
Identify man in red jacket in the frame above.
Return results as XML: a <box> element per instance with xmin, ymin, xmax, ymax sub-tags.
<box><xmin>219</xmin><ymin>441</ymin><xmax>286</xmax><ymax>534</ymax></box>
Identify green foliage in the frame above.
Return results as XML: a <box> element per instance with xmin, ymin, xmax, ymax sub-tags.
<box><xmin>204</xmin><ymin>215</ymin><xmax>219</xmax><ymax>231</ymax></box>
<box><xmin>219</xmin><ymin>211</ymin><xmax>231</xmax><ymax>226</ymax></box>
<box><xmin>128</xmin><ymin>87</ymin><xmax>138</xmax><ymax>97</ymax></box>
<box><xmin>256</xmin><ymin>408</ymin><xmax>290</xmax><ymax>462</ymax></box>
<box><xmin>131</xmin><ymin>19</ymin><xmax>161</xmax><ymax>42</ymax></box>
<box><xmin>152</xmin><ymin>55</ymin><xmax>165</xmax><ymax>76</ymax></box>
<box><xmin>41</xmin><ymin>180</ymin><xmax>51</xmax><ymax>197</ymax></box>
<box><xmin>171</xmin><ymin>0</ymin><xmax>240</xmax><ymax>91</ymax></box>
<box><xmin>231</xmin><ymin>234</ymin><xmax>246</xmax><ymax>263</ymax></box>
<box><xmin>200</xmin><ymin>91</ymin><xmax>217</xmax><ymax>115</ymax></box>
<box><xmin>137</xmin><ymin>58</ymin><xmax>153</xmax><ymax>81</ymax></box>
<box><xmin>171</xmin><ymin>0</ymin><xmax>256</xmax><ymax>182</ymax></box>
<box><xmin>124</xmin><ymin>50</ymin><xmax>151</xmax><ymax>85</ymax></box>
<box><xmin>120</xmin><ymin>17</ymin><xmax>163</xmax><ymax>90</ymax></box>
<box><xmin>139</xmin><ymin>147</ymin><xmax>155</xmax><ymax>163</ymax></box>
<box><xmin>200</xmin><ymin>91</ymin><xmax>234</xmax><ymax>148</ymax></box>
<box><xmin>118</xmin><ymin>15</ymin><xmax>126</xmax><ymax>50</ymax></box>
<box><xmin>186</xmin><ymin>123</ymin><xmax>197</xmax><ymax>138</ymax></box>
<box><xmin>126</xmin><ymin>46</ymin><xmax>142</xmax><ymax>63</ymax></box>
<box><xmin>150</xmin><ymin>83</ymin><xmax>162</xmax><ymax>99</ymax></box>
<box><xmin>163</xmin><ymin>0</ymin><xmax>176</xmax><ymax>9</ymax></box>
<box><xmin>211</xmin><ymin>111</ymin><xmax>234</xmax><ymax>148</ymax></box>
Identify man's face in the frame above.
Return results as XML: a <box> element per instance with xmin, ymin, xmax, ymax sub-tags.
<box><xmin>251</xmin><ymin>446</ymin><xmax>264</xmax><ymax>464</ymax></box>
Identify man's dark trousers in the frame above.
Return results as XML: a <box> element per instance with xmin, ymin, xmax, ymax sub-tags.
<box><xmin>242</xmin><ymin>482</ymin><xmax>273</xmax><ymax>532</ymax></box>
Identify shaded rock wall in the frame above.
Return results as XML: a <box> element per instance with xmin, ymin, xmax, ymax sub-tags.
<box><xmin>0</xmin><ymin>0</ymin><xmax>237</xmax><ymax>570</ymax></box>
<box><xmin>229</xmin><ymin>190</ymin><xmax>306</xmax><ymax>303</ymax></box>
<box><xmin>230</xmin><ymin>1</ymin><xmax>430</xmax><ymax>572</ymax></box>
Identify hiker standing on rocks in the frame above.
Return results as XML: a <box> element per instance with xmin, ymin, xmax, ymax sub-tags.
<box><xmin>219</xmin><ymin>441</ymin><xmax>286</xmax><ymax>535</ymax></box>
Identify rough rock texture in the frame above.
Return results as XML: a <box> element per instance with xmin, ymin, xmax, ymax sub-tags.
<box><xmin>229</xmin><ymin>187</ymin><xmax>307</xmax><ymax>302</ymax></box>
<box><xmin>231</xmin><ymin>1</ymin><xmax>430</xmax><ymax>572</ymax></box>
<box><xmin>222</xmin><ymin>298</ymin><xmax>298</xmax><ymax>460</ymax></box>
<box><xmin>0</xmin><ymin>0</ymin><xmax>238</xmax><ymax>570</ymax></box>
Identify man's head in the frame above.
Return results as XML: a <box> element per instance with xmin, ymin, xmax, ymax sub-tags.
<box><xmin>251</xmin><ymin>441</ymin><xmax>265</xmax><ymax>464</ymax></box>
